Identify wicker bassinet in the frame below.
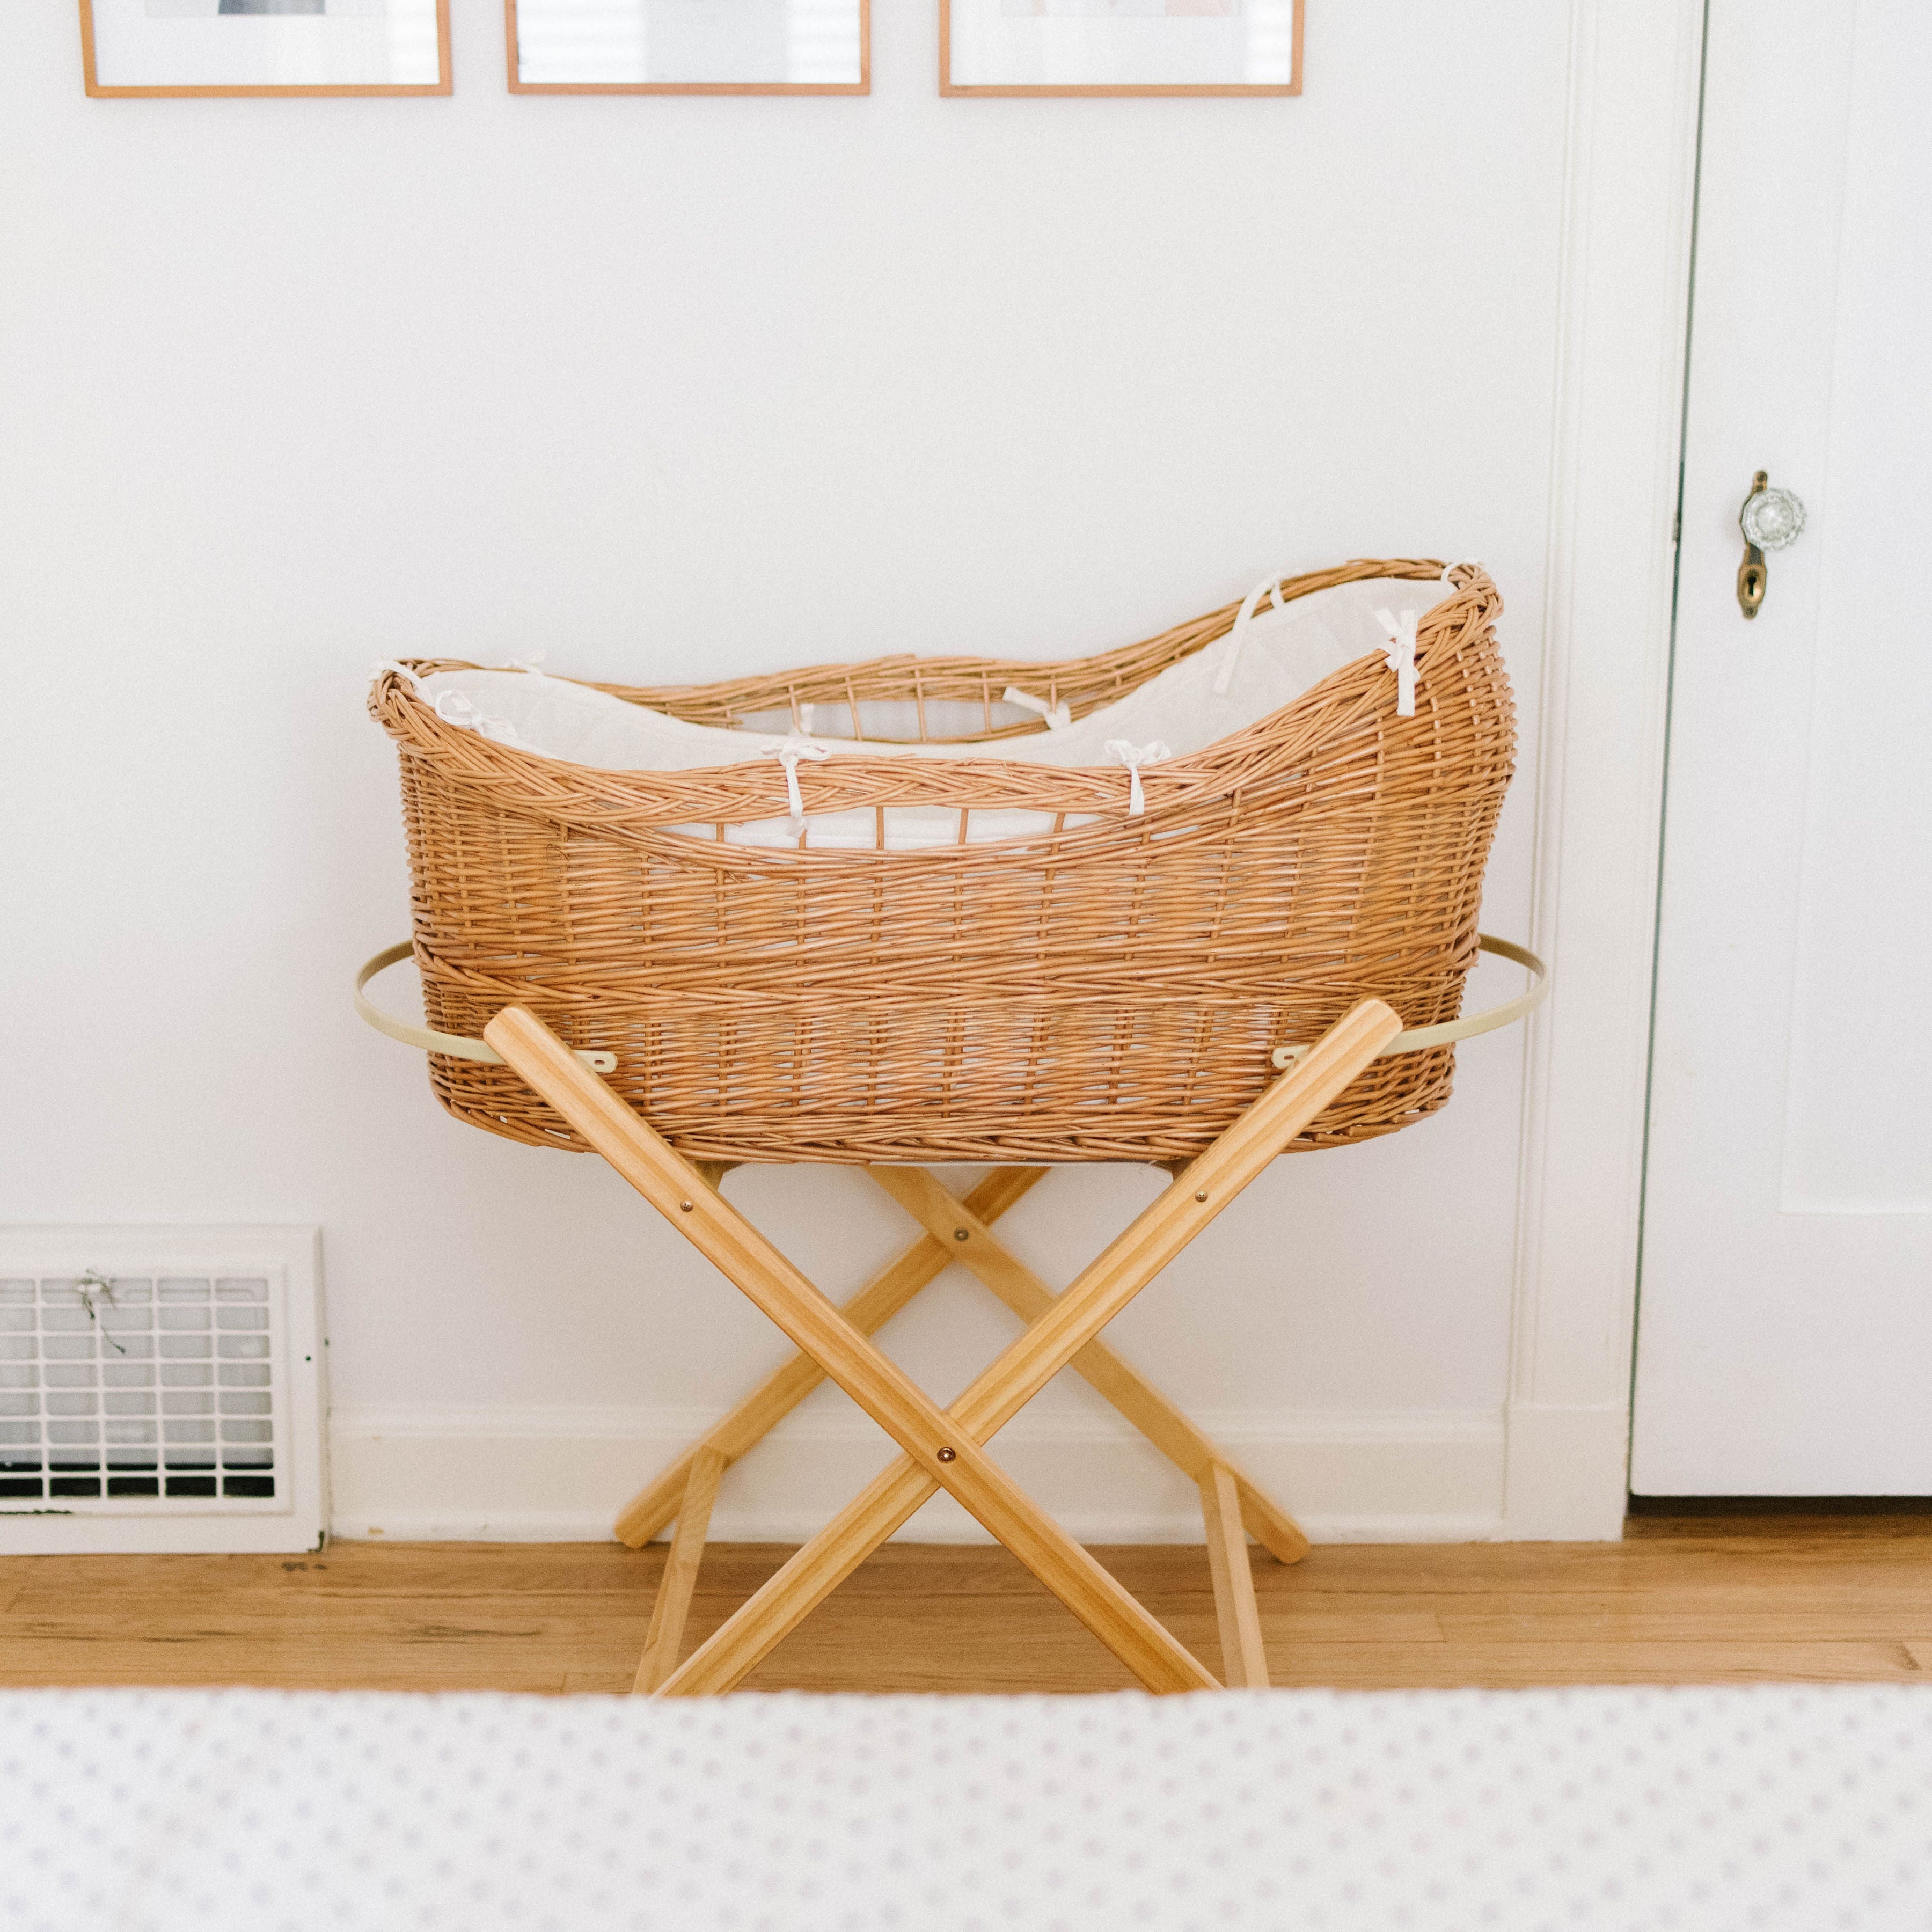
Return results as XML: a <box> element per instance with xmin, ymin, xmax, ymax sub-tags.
<box><xmin>368</xmin><ymin>559</ymin><xmax>1514</xmax><ymax>1164</ymax></box>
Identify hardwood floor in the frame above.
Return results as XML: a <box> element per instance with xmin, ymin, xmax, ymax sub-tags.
<box><xmin>2</xmin><ymin>1514</ymin><xmax>1929</xmax><ymax>1695</ymax></box>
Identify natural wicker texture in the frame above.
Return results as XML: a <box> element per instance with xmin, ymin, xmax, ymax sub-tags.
<box><xmin>370</xmin><ymin>559</ymin><xmax>1514</xmax><ymax>1163</ymax></box>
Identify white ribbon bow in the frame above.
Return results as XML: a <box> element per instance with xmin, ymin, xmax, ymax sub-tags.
<box><xmin>1105</xmin><ymin>738</ymin><xmax>1171</xmax><ymax>817</ymax></box>
<box><xmin>1212</xmin><ymin>573</ymin><xmax>1292</xmax><ymax>697</ymax></box>
<box><xmin>1440</xmin><ymin>559</ymin><xmax>1482</xmax><ymax>584</ymax></box>
<box><xmin>760</xmin><ymin>731</ymin><xmax>832</xmax><ymax>827</ymax></box>
<box><xmin>505</xmin><ymin>654</ymin><xmax>547</xmax><ymax>677</ymax></box>
<box><xmin>1002</xmin><ymin>686</ymin><xmax>1072</xmax><ymax>732</ymax></box>
<box><xmin>370</xmin><ymin>660</ymin><xmax>428</xmax><ymax>694</ymax></box>
<box><xmin>1373</xmin><ymin>608</ymin><xmax>1419</xmax><ymax>718</ymax></box>
<box><xmin>433</xmin><ymin>689</ymin><xmax>526</xmax><ymax>747</ymax></box>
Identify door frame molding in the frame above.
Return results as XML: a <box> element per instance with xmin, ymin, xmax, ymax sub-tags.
<box><xmin>1503</xmin><ymin>0</ymin><xmax>1707</xmax><ymax>1537</ymax></box>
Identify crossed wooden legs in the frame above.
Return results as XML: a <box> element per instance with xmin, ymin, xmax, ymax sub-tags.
<box><xmin>482</xmin><ymin>999</ymin><xmax>1401</xmax><ymax>1695</ymax></box>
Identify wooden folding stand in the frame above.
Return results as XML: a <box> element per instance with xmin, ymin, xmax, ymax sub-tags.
<box><xmin>481</xmin><ymin>996</ymin><xmax>1403</xmax><ymax>1697</ymax></box>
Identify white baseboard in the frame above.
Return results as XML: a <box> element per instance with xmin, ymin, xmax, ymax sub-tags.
<box><xmin>328</xmin><ymin>1404</ymin><xmax>1516</xmax><ymax>1545</ymax></box>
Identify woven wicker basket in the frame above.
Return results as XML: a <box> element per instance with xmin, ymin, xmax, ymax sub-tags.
<box><xmin>369</xmin><ymin>559</ymin><xmax>1514</xmax><ymax>1164</ymax></box>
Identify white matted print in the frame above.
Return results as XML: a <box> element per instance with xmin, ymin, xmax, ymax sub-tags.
<box><xmin>942</xmin><ymin>0</ymin><xmax>1300</xmax><ymax>95</ymax></box>
<box><xmin>81</xmin><ymin>0</ymin><xmax>449</xmax><ymax>96</ymax></box>
<box><xmin>508</xmin><ymin>0</ymin><xmax>868</xmax><ymax>93</ymax></box>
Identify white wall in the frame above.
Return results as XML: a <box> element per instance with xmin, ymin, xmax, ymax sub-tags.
<box><xmin>0</xmin><ymin>0</ymin><xmax>1578</xmax><ymax>1542</ymax></box>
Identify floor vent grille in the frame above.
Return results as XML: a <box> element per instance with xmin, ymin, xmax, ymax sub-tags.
<box><xmin>1</xmin><ymin>1274</ymin><xmax>280</xmax><ymax>1507</ymax></box>
<box><xmin>0</xmin><ymin>1227</ymin><xmax>324</xmax><ymax>1553</ymax></box>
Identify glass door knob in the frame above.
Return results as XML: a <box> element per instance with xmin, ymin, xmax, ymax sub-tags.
<box><xmin>1736</xmin><ymin>470</ymin><xmax>1804</xmax><ymax>619</ymax></box>
<box><xmin>1740</xmin><ymin>482</ymin><xmax>1806</xmax><ymax>550</ymax></box>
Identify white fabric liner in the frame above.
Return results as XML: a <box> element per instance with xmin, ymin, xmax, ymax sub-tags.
<box><xmin>8</xmin><ymin>1684</ymin><xmax>1930</xmax><ymax>1931</ymax></box>
<box><xmin>408</xmin><ymin>575</ymin><xmax>1446</xmax><ymax>850</ymax></box>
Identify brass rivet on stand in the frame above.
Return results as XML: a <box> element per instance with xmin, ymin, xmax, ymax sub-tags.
<box><xmin>1195</xmin><ymin>1190</ymin><xmax>1209</xmax><ymax>1203</ymax></box>
<box><xmin>936</xmin><ymin>1447</ymin><xmax>957</xmax><ymax>1462</ymax></box>
<box><xmin>954</xmin><ymin>1229</ymin><xmax>970</xmax><ymax>1241</ymax></box>
<box><xmin>679</xmin><ymin>1201</ymin><xmax>694</xmax><ymax>1212</ymax></box>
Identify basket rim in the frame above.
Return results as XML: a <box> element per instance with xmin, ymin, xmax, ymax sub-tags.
<box><xmin>367</xmin><ymin>558</ymin><xmax>1501</xmax><ymax>853</ymax></box>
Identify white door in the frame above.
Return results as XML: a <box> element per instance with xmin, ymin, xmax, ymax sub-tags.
<box><xmin>1632</xmin><ymin>0</ymin><xmax>1932</xmax><ymax>1495</ymax></box>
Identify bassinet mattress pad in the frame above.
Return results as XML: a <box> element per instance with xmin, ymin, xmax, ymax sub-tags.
<box><xmin>406</xmin><ymin>574</ymin><xmax>1445</xmax><ymax>851</ymax></box>
<box><xmin>10</xmin><ymin>1684</ymin><xmax>1931</xmax><ymax>1932</ymax></box>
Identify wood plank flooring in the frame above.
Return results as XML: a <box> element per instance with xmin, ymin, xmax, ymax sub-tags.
<box><xmin>2</xmin><ymin>1514</ymin><xmax>1929</xmax><ymax>1695</ymax></box>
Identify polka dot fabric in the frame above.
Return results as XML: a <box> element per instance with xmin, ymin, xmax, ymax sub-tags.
<box><xmin>6</xmin><ymin>1686</ymin><xmax>1931</xmax><ymax>1931</ymax></box>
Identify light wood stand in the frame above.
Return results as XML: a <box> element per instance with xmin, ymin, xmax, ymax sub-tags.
<box><xmin>483</xmin><ymin>1000</ymin><xmax>1401</xmax><ymax>1696</ymax></box>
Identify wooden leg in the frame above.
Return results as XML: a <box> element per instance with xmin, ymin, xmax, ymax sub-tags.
<box><xmin>612</xmin><ymin>1166</ymin><xmax>1048</xmax><ymax>1548</ymax></box>
<box><xmin>1232</xmin><ymin>1476</ymin><xmax>1311</xmax><ymax>1569</ymax></box>
<box><xmin>486</xmin><ymin>999</ymin><xmax>1396</xmax><ymax>1698</ymax></box>
<box><xmin>655</xmin><ymin>1001</ymin><xmax>1402</xmax><ymax>1696</ymax></box>
<box><xmin>1201</xmin><ymin>1461</ymin><xmax>1270</xmax><ymax>1688</ymax></box>
<box><xmin>867</xmin><ymin>1165</ymin><xmax>1311</xmax><ymax>1567</ymax></box>
<box><xmin>633</xmin><ymin>1446</ymin><xmax>725</xmax><ymax>1694</ymax></box>
<box><xmin>489</xmin><ymin>1007</ymin><xmax>1370</xmax><ymax>1695</ymax></box>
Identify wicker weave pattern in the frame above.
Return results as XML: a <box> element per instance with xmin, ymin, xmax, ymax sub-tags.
<box><xmin>371</xmin><ymin>560</ymin><xmax>1514</xmax><ymax>1162</ymax></box>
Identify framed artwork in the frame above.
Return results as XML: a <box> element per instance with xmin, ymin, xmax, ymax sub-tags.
<box><xmin>941</xmin><ymin>0</ymin><xmax>1302</xmax><ymax>97</ymax></box>
<box><xmin>507</xmin><ymin>0</ymin><xmax>869</xmax><ymax>94</ymax></box>
<box><xmin>80</xmin><ymin>0</ymin><xmax>450</xmax><ymax>97</ymax></box>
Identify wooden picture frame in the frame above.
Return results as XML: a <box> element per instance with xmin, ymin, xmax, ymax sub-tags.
<box><xmin>506</xmin><ymin>0</ymin><xmax>870</xmax><ymax>96</ymax></box>
<box><xmin>80</xmin><ymin>0</ymin><xmax>451</xmax><ymax>98</ymax></box>
<box><xmin>940</xmin><ymin>0</ymin><xmax>1302</xmax><ymax>98</ymax></box>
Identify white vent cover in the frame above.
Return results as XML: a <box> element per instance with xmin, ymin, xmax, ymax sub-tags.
<box><xmin>0</xmin><ymin>1226</ymin><xmax>324</xmax><ymax>1554</ymax></box>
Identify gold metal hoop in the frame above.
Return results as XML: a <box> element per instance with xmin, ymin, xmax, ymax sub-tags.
<box><xmin>1269</xmin><ymin>935</ymin><xmax>1547</xmax><ymax>1069</ymax></box>
<box><xmin>355</xmin><ymin>943</ymin><xmax>618</xmax><ymax>1073</ymax></box>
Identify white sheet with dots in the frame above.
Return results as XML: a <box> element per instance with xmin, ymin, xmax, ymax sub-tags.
<box><xmin>6</xmin><ymin>1684</ymin><xmax>1931</xmax><ymax>1930</ymax></box>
